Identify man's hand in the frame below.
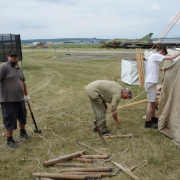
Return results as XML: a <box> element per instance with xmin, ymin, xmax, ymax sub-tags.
<box><xmin>160</xmin><ymin>67</ymin><xmax>168</xmax><ymax>71</ymax></box>
<box><xmin>24</xmin><ymin>95</ymin><xmax>30</xmax><ymax>103</ymax></box>
<box><xmin>115</xmin><ymin>119</ymin><xmax>120</xmax><ymax>125</ymax></box>
<box><xmin>111</xmin><ymin>110</ymin><xmax>120</xmax><ymax>125</ymax></box>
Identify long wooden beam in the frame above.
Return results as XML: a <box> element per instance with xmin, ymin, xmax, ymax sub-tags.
<box><xmin>43</xmin><ymin>150</ymin><xmax>86</xmax><ymax>167</ymax></box>
<box><xmin>104</xmin><ymin>134</ymin><xmax>138</xmax><ymax>139</ymax></box>
<box><xmin>33</xmin><ymin>173</ymin><xmax>101</xmax><ymax>179</ymax></box>
<box><xmin>117</xmin><ymin>99</ymin><xmax>147</xmax><ymax>110</ymax></box>
<box><xmin>76</xmin><ymin>141</ymin><xmax>107</xmax><ymax>155</ymax></box>
<box><xmin>61</xmin><ymin>167</ymin><xmax>112</xmax><ymax>172</ymax></box>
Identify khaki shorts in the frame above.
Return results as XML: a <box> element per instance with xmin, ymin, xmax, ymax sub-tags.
<box><xmin>144</xmin><ymin>82</ymin><xmax>157</xmax><ymax>102</ymax></box>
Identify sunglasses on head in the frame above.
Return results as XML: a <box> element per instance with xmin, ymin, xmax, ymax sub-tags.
<box><xmin>10</xmin><ymin>54</ymin><xmax>18</xmax><ymax>58</ymax></box>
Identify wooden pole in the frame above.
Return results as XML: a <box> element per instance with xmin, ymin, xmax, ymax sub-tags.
<box><xmin>104</xmin><ymin>134</ymin><xmax>138</xmax><ymax>139</ymax></box>
<box><xmin>117</xmin><ymin>97</ymin><xmax>159</xmax><ymax>110</ymax></box>
<box><xmin>72</xmin><ymin>158</ymin><xmax>94</xmax><ymax>163</ymax></box>
<box><xmin>136</xmin><ymin>48</ymin><xmax>145</xmax><ymax>87</ymax></box>
<box><xmin>61</xmin><ymin>167</ymin><xmax>112</xmax><ymax>172</ymax></box>
<box><xmin>76</xmin><ymin>141</ymin><xmax>107</xmax><ymax>155</ymax></box>
<box><xmin>38</xmin><ymin>178</ymin><xmax>54</xmax><ymax>180</ymax></box>
<box><xmin>82</xmin><ymin>154</ymin><xmax>110</xmax><ymax>159</ymax></box>
<box><xmin>63</xmin><ymin>171</ymin><xmax>112</xmax><ymax>177</ymax></box>
<box><xmin>43</xmin><ymin>150</ymin><xmax>86</xmax><ymax>167</ymax></box>
<box><xmin>54</xmin><ymin>163</ymin><xmax>90</xmax><ymax>167</ymax></box>
<box><xmin>33</xmin><ymin>173</ymin><xmax>101</xmax><ymax>179</ymax></box>
<box><xmin>117</xmin><ymin>99</ymin><xmax>147</xmax><ymax>110</ymax></box>
<box><xmin>112</xmin><ymin>161</ymin><xmax>141</xmax><ymax>180</ymax></box>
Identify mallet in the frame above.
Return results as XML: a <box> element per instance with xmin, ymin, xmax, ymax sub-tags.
<box><xmin>26</xmin><ymin>101</ymin><xmax>41</xmax><ymax>133</ymax></box>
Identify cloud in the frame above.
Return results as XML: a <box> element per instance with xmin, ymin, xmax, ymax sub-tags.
<box><xmin>1</xmin><ymin>0</ymin><xmax>180</xmax><ymax>39</ymax></box>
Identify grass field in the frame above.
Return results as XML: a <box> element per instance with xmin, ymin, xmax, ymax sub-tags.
<box><xmin>0</xmin><ymin>48</ymin><xmax>180</xmax><ymax>180</ymax></box>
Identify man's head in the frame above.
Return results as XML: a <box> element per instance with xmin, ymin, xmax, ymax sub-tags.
<box><xmin>7</xmin><ymin>49</ymin><xmax>19</xmax><ymax>65</ymax></box>
<box><xmin>156</xmin><ymin>47</ymin><xmax>168</xmax><ymax>55</ymax></box>
<box><xmin>121</xmin><ymin>88</ymin><xmax>133</xmax><ymax>99</ymax></box>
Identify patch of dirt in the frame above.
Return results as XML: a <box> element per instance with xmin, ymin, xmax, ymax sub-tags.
<box><xmin>55</xmin><ymin>53</ymin><xmax>136</xmax><ymax>61</ymax></box>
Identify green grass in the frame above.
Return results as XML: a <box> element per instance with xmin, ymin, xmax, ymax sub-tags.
<box><xmin>0</xmin><ymin>49</ymin><xmax>180</xmax><ymax>180</ymax></box>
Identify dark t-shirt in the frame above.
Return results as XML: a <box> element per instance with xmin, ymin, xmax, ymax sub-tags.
<box><xmin>0</xmin><ymin>61</ymin><xmax>25</xmax><ymax>102</ymax></box>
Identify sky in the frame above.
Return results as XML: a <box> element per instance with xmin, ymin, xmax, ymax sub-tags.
<box><xmin>1</xmin><ymin>0</ymin><xmax>180</xmax><ymax>40</ymax></box>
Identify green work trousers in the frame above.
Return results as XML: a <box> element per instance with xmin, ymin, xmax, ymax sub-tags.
<box><xmin>90</xmin><ymin>98</ymin><xmax>107</xmax><ymax>133</ymax></box>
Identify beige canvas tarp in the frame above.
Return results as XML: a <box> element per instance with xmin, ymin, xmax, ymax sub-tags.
<box><xmin>157</xmin><ymin>53</ymin><xmax>180</xmax><ymax>148</ymax></box>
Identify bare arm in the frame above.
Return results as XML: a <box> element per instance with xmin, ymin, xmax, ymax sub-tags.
<box><xmin>163</xmin><ymin>52</ymin><xmax>180</xmax><ymax>60</ymax></box>
<box><xmin>23</xmin><ymin>81</ymin><xmax>28</xmax><ymax>96</ymax></box>
<box><xmin>111</xmin><ymin>110</ymin><xmax>120</xmax><ymax>125</ymax></box>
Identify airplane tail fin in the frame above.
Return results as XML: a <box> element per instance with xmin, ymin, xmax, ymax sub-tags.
<box><xmin>141</xmin><ymin>33</ymin><xmax>153</xmax><ymax>40</ymax></box>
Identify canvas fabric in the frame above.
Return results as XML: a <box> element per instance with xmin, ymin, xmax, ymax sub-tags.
<box><xmin>157</xmin><ymin>54</ymin><xmax>180</xmax><ymax>148</ymax></box>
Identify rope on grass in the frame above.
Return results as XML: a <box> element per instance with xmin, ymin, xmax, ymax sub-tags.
<box><xmin>27</xmin><ymin>125</ymin><xmax>52</xmax><ymax>155</ymax></box>
<box><xmin>63</xmin><ymin>120</ymin><xmax>93</xmax><ymax>126</ymax></box>
<box><xmin>136</xmin><ymin>160</ymin><xmax>148</xmax><ymax>169</ymax></box>
<box><xmin>39</xmin><ymin>133</ymin><xmax>52</xmax><ymax>155</ymax></box>
<box><xmin>100</xmin><ymin>148</ymin><xmax>129</xmax><ymax>166</ymax></box>
<box><xmin>44</xmin><ymin>126</ymin><xmax>68</xmax><ymax>142</ymax></box>
<box><xmin>21</xmin><ymin>158</ymin><xmax>42</xmax><ymax>170</ymax></box>
<box><xmin>129</xmin><ymin>133</ymin><xmax>137</xmax><ymax>152</ymax></box>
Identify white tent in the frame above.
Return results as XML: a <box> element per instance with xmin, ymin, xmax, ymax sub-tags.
<box><xmin>121</xmin><ymin>59</ymin><xmax>147</xmax><ymax>85</ymax></box>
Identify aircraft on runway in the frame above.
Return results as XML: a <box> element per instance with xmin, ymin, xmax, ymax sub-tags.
<box><xmin>153</xmin><ymin>38</ymin><xmax>180</xmax><ymax>48</ymax></box>
<box><xmin>102</xmin><ymin>33</ymin><xmax>154</xmax><ymax>49</ymax></box>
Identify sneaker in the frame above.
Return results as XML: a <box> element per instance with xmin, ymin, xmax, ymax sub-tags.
<box><xmin>102</xmin><ymin>130</ymin><xmax>112</xmax><ymax>136</ymax></box>
<box><xmin>145</xmin><ymin>121</ymin><xmax>158</xmax><ymax>129</ymax></box>
<box><xmin>93</xmin><ymin>128</ymin><xmax>97</xmax><ymax>132</ymax></box>
<box><xmin>20</xmin><ymin>129</ymin><xmax>31</xmax><ymax>139</ymax></box>
<box><xmin>7</xmin><ymin>140</ymin><xmax>18</xmax><ymax>148</ymax></box>
<box><xmin>150</xmin><ymin>117</ymin><xmax>158</xmax><ymax>124</ymax></box>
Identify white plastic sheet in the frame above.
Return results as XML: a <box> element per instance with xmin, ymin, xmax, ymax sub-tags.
<box><xmin>121</xmin><ymin>59</ymin><xmax>147</xmax><ymax>85</ymax></box>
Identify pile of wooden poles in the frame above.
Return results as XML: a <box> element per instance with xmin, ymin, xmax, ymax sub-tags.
<box><xmin>33</xmin><ymin>141</ymin><xmax>142</xmax><ymax>180</ymax></box>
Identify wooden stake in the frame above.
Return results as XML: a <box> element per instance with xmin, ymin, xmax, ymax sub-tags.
<box><xmin>112</xmin><ymin>161</ymin><xmax>141</xmax><ymax>180</ymax></box>
<box><xmin>54</xmin><ymin>163</ymin><xmax>90</xmax><ymax>167</ymax></box>
<box><xmin>43</xmin><ymin>150</ymin><xmax>86</xmax><ymax>167</ymax></box>
<box><xmin>33</xmin><ymin>173</ymin><xmax>101</xmax><ymax>179</ymax></box>
<box><xmin>61</xmin><ymin>167</ymin><xmax>112</xmax><ymax>172</ymax></box>
<box><xmin>117</xmin><ymin>99</ymin><xmax>147</xmax><ymax>110</ymax></box>
<box><xmin>72</xmin><ymin>157</ymin><xmax>94</xmax><ymax>163</ymax></box>
<box><xmin>82</xmin><ymin>154</ymin><xmax>110</xmax><ymax>159</ymax></box>
<box><xmin>63</xmin><ymin>171</ymin><xmax>112</xmax><ymax>177</ymax></box>
<box><xmin>136</xmin><ymin>48</ymin><xmax>145</xmax><ymax>87</ymax></box>
<box><xmin>76</xmin><ymin>141</ymin><xmax>107</xmax><ymax>155</ymax></box>
<box><xmin>104</xmin><ymin>134</ymin><xmax>138</xmax><ymax>139</ymax></box>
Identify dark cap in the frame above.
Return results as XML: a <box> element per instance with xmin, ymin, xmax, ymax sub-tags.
<box><xmin>8</xmin><ymin>49</ymin><xmax>18</xmax><ymax>56</ymax></box>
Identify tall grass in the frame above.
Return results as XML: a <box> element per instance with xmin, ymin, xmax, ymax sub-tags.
<box><xmin>0</xmin><ymin>49</ymin><xmax>180</xmax><ymax>180</ymax></box>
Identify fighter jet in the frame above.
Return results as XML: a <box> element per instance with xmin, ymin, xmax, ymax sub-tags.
<box><xmin>102</xmin><ymin>33</ymin><xmax>153</xmax><ymax>49</ymax></box>
<box><xmin>153</xmin><ymin>38</ymin><xmax>180</xmax><ymax>48</ymax></box>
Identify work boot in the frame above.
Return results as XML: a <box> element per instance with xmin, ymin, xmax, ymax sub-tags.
<box><xmin>7</xmin><ymin>137</ymin><xmax>18</xmax><ymax>148</ymax></box>
<box><xmin>150</xmin><ymin>117</ymin><xmax>158</xmax><ymax>124</ymax></box>
<box><xmin>20</xmin><ymin>129</ymin><xmax>31</xmax><ymax>139</ymax></box>
<box><xmin>145</xmin><ymin>121</ymin><xmax>158</xmax><ymax>129</ymax></box>
<box><xmin>102</xmin><ymin>130</ymin><xmax>112</xmax><ymax>136</ymax></box>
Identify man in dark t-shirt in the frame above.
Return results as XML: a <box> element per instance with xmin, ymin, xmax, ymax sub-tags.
<box><xmin>0</xmin><ymin>49</ymin><xmax>31</xmax><ymax>148</ymax></box>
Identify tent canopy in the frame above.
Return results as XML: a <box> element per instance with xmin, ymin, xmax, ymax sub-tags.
<box><xmin>157</xmin><ymin>49</ymin><xmax>180</xmax><ymax>147</ymax></box>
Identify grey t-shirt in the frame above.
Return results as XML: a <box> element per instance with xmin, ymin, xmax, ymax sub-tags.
<box><xmin>85</xmin><ymin>80</ymin><xmax>123</xmax><ymax>110</ymax></box>
<box><xmin>0</xmin><ymin>61</ymin><xmax>25</xmax><ymax>102</ymax></box>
